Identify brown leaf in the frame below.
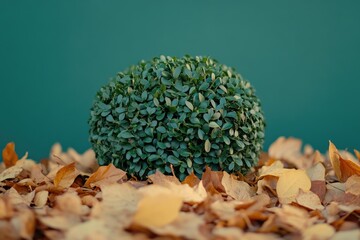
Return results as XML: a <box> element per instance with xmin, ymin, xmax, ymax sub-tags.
<box><xmin>84</xmin><ymin>163</ymin><xmax>126</xmax><ymax>188</ymax></box>
<box><xmin>182</xmin><ymin>172</ymin><xmax>200</xmax><ymax>187</ymax></box>
<box><xmin>201</xmin><ymin>166</ymin><xmax>225</xmax><ymax>195</ymax></box>
<box><xmin>276</xmin><ymin>169</ymin><xmax>311</xmax><ymax>204</ymax></box>
<box><xmin>148</xmin><ymin>170</ymin><xmax>181</xmax><ymax>186</ymax></box>
<box><xmin>2</xmin><ymin>142</ymin><xmax>18</xmax><ymax>168</ymax></box>
<box><xmin>53</xmin><ymin>162</ymin><xmax>80</xmax><ymax>188</ymax></box>
<box><xmin>0</xmin><ymin>165</ymin><xmax>23</xmax><ymax>182</ymax></box>
<box><xmin>34</xmin><ymin>190</ymin><xmax>49</xmax><ymax>207</ymax></box>
<box><xmin>221</xmin><ymin>172</ymin><xmax>253</xmax><ymax>201</ymax></box>
<box><xmin>329</xmin><ymin>141</ymin><xmax>360</xmax><ymax>182</ymax></box>
<box><xmin>310</xmin><ymin>180</ymin><xmax>326</xmax><ymax>202</ymax></box>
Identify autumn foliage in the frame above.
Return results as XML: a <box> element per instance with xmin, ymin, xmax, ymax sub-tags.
<box><xmin>1</xmin><ymin>137</ymin><xmax>360</xmax><ymax>239</ymax></box>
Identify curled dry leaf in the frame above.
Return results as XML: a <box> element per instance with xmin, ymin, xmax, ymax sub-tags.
<box><xmin>0</xmin><ymin>165</ymin><xmax>23</xmax><ymax>182</ymax></box>
<box><xmin>34</xmin><ymin>190</ymin><xmax>49</xmax><ymax>207</ymax></box>
<box><xmin>222</xmin><ymin>172</ymin><xmax>253</xmax><ymax>201</ymax></box>
<box><xmin>2</xmin><ymin>142</ymin><xmax>18</xmax><ymax>168</ymax></box>
<box><xmin>84</xmin><ymin>163</ymin><xmax>126</xmax><ymax>188</ymax></box>
<box><xmin>53</xmin><ymin>162</ymin><xmax>80</xmax><ymax>188</ymax></box>
<box><xmin>276</xmin><ymin>169</ymin><xmax>311</xmax><ymax>204</ymax></box>
<box><xmin>329</xmin><ymin>141</ymin><xmax>360</xmax><ymax>182</ymax></box>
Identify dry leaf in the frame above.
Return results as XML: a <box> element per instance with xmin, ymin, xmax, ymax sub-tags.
<box><xmin>84</xmin><ymin>163</ymin><xmax>126</xmax><ymax>188</ymax></box>
<box><xmin>53</xmin><ymin>162</ymin><xmax>80</xmax><ymax>188</ymax></box>
<box><xmin>202</xmin><ymin>166</ymin><xmax>225</xmax><ymax>194</ymax></box>
<box><xmin>2</xmin><ymin>142</ymin><xmax>18</xmax><ymax>168</ymax></box>
<box><xmin>302</xmin><ymin>223</ymin><xmax>335</xmax><ymax>240</ymax></box>
<box><xmin>182</xmin><ymin>171</ymin><xmax>200</xmax><ymax>187</ymax></box>
<box><xmin>132</xmin><ymin>193</ymin><xmax>182</xmax><ymax>228</ymax></box>
<box><xmin>295</xmin><ymin>189</ymin><xmax>324</xmax><ymax>210</ymax></box>
<box><xmin>222</xmin><ymin>172</ymin><xmax>253</xmax><ymax>201</ymax></box>
<box><xmin>0</xmin><ymin>165</ymin><xmax>23</xmax><ymax>182</ymax></box>
<box><xmin>276</xmin><ymin>169</ymin><xmax>311</xmax><ymax>204</ymax></box>
<box><xmin>34</xmin><ymin>190</ymin><xmax>49</xmax><ymax>207</ymax></box>
<box><xmin>306</xmin><ymin>162</ymin><xmax>325</xmax><ymax>181</ymax></box>
<box><xmin>148</xmin><ymin>212</ymin><xmax>205</xmax><ymax>239</ymax></box>
<box><xmin>345</xmin><ymin>175</ymin><xmax>360</xmax><ymax>195</ymax></box>
<box><xmin>331</xmin><ymin>229</ymin><xmax>360</xmax><ymax>240</ymax></box>
<box><xmin>329</xmin><ymin>141</ymin><xmax>360</xmax><ymax>182</ymax></box>
<box><xmin>354</xmin><ymin>149</ymin><xmax>360</xmax><ymax>160</ymax></box>
<box><xmin>10</xmin><ymin>206</ymin><xmax>35</xmax><ymax>240</ymax></box>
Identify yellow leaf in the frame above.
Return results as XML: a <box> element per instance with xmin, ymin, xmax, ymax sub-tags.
<box><xmin>2</xmin><ymin>142</ymin><xmax>18</xmax><ymax>168</ymax></box>
<box><xmin>185</xmin><ymin>101</ymin><xmax>194</xmax><ymax>111</ymax></box>
<box><xmin>345</xmin><ymin>175</ymin><xmax>360</xmax><ymax>196</ymax></box>
<box><xmin>84</xmin><ymin>163</ymin><xmax>126</xmax><ymax>188</ymax></box>
<box><xmin>329</xmin><ymin>141</ymin><xmax>360</xmax><ymax>182</ymax></box>
<box><xmin>355</xmin><ymin>149</ymin><xmax>360</xmax><ymax>161</ymax></box>
<box><xmin>34</xmin><ymin>191</ymin><xmax>49</xmax><ymax>208</ymax></box>
<box><xmin>205</xmin><ymin>139</ymin><xmax>211</xmax><ymax>153</ymax></box>
<box><xmin>276</xmin><ymin>169</ymin><xmax>311</xmax><ymax>204</ymax></box>
<box><xmin>302</xmin><ymin>224</ymin><xmax>335</xmax><ymax>240</ymax></box>
<box><xmin>54</xmin><ymin>162</ymin><xmax>80</xmax><ymax>188</ymax></box>
<box><xmin>133</xmin><ymin>193</ymin><xmax>182</xmax><ymax>228</ymax></box>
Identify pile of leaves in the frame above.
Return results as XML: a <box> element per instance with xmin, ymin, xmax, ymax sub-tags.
<box><xmin>1</xmin><ymin>137</ymin><xmax>360</xmax><ymax>240</ymax></box>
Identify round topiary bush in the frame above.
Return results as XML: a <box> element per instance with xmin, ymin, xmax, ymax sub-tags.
<box><xmin>89</xmin><ymin>55</ymin><xmax>265</xmax><ymax>180</ymax></box>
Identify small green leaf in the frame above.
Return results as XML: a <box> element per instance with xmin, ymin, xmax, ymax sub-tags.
<box><xmin>199</xmin><ymin>82</ymin><xmax>209</xmax><ymax>91</ymax></box>
<box><xmin>222</xmin><ymin>122</ymin><xmax>233</xmax><ymax>130</ymax></box>
<box><xmin>106</xmin><ymin>114</ymin><xmax>114</xmax><ymax>122</ymax></box>
<box><xmin>173</xmin><ymin>66</ymin><xmax>182</xmax><ymax>78</ymax></box>
<box><xmin>118</xmin><ymin>130</ymin><xmax>134</xmax><ymax>139</ymax></box>
<box><xmin>205</xmin><ymin>139</ymin><xmax>211</xmax><ymax>152</ymax></box>
<box><xmin>165</xmin><ymin>97</ymin><xmax>171</xmax><ymax>106</ymax></box>
<box><xmin>156</xmin><ymin>126</ymin><xmax>166</xmax><ymax>133</ymax></box>
<box><xmin>198</xmin><ymin>129</ymin><xmax>205</xmax><ymax>140</ymax></box>
<box><xmin>203</xmin><ymin>114</ymin><xmax>211</xmax><ymax>123</ymax></box>
<box><xmin>167</xmin><ymin>155</ymin><xmax>179</xmax><ymax>165</ymax></box>
<box><xmin>153</xmin><ymin>98</ymin><xmax>160</xmax><ymax>107</ymax></box>
<box><xmin>223</xmin><ymin>135</ymin><xmax>230</xmax><ymax>145</ymax></box>
<box><xmin>144</xmin><ymin>145</ymin><xmax>157</xmax><ymax>153</ymax></box>
<box><xmin>185</xmin><ymin>101</ymin><xmax>194</xmax><ymax>111</ymax></box>
<box><xmin>209</xmin><ymin>121</ymin><xmax>220</xmax><ymax>128</ymax></box>
<box><xmin>198</xmin><ymin>93</ymin><xmax>205</xmax><ymax>102</ymax></box>
<box><xmin>228</xmin><ymin>162</ymin><xmax>235</xmax><ymax>171</ymax></box>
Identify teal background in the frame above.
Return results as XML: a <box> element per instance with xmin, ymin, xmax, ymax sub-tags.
<box><xmin>1</xmin><ymin>1</ymin><xmax>360</xmax><ymax>161</ymax></box>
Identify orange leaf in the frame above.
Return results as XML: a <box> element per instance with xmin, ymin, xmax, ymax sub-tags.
<box><xmin>354</xmin><ymin>149</ymin><xmax>360</xmax><ymax>161</ymax></box>
<box><xmin>182</xmin><ymin>172</ymin><xmax>200</xmax><ymax>187</ymax></box>
<box><xmin>2</xmin><ymin>142</ymin><xmax>18</xmax><ymax>168</ymax></box>
<box><xmin>54</xmin><ymin>162</ymin><xmax>80</xmax><ymax>188</ymax></box>
<box><xmin>329</xmin><ymin>141</ymin><xmax>360</xmax><ymax>182</ymax></box>
<box><xmin>84</xmin><ymin>163</ymin><xmax>126</xmax><ymax>188</ymax></box>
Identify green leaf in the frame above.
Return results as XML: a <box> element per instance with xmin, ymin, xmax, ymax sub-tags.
<box><xmin>144</xmin><ymin>145</ymin><xmax>157</xmax><ymax>153</ymax></box>
<box><xmin>156</xmin><ymin>126</ymin><xmax>167</xmax><ymax>133</ymax></box>
<box><xmin>199</xmin><ymin>82</ymin><xmax>209</xmax><ymax>91</ymax></box>
<box><xmin>118</xmin><ymin>130</ymin><xmax>134</xmax><ymax>139</ymax></box>
<box><xmin>228</xmin><ymin>162</ymin><xmax>235</xmax><ymax>171</ymax></box>
<box><xmin>209</xmin><ymin>121</ymin><xmax>220</xmax><ymax>128</ymax></box>
<box><xmin>173</xmin><ymin>66</ymin><xmax>182</xmax><ymax>78</ymax></box>
<box><xmin>167</xmin><ymin>155</ymin><xmax>179</xmax><ymax>165</ymax></box>
<box><xmin>106</xmin><ymin>114</ymin><xmax>114</xmax><ymax>122</ymax></box>
<box><xmin>203</xmin><ymin>114</ymin><xmax>211</xmax><ymax>123</ymax></box>
<box><xmin>223</xmin><ymin>135</ymin><xmax>231</xmax><ymax>145</ymax></box>
<box><xmin>222</xmin><ymin>122</ymin><xmax>233</xmax><ymax>130</ymax></box>
<box><xmin>198</xmin><ymin>129</ymin><xmax>205</xmax><ymax>140</ymax></box>
<box><xmin>185</xmin><ymin>101</ymin><xmax>194</xmax><ymax>111</ymax></box>
<box><xmin>153</xmin><ymin>98</ymin><xmax>160</xmax><ymax>107</ymax></box>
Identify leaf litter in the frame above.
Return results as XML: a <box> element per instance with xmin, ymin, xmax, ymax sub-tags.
<box><xmin>0</xmin><ymin>137</ymin><xmax>360</xmax><ymax>239</ymax></box>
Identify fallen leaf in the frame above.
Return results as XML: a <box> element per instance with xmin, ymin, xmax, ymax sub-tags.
<box><xmin>202</xmin><ymin>166</ymin><xmax>225</xmax><ymax>195</ymax></box>
<box><xmin>222</xmin><ymin>172</ymin><xmax>253</xmax><ymax>201</ymax></box>
<box><xmin>268</xmin><ymin>137</ymin><xmax>312</xmax><ymax>169</ymax></box>
<box><xmin>355</xmin><ymin>149</ymin><xmax>360</xmax><ymax>161</ymax></box>
<box><xmin>310</xmin><ymin>180</ymin><xmax>326</xmax><ymax>202</ymax></box>
<box><xmin>276</xmin><ymin>169</ymin><xmax>311</xmax><ymax>204</ymax></box>
<box><xmin>258</xmin><ymin>161</ymin><xmax>289</xmax><ymax>178</ymax></box>
<box><xmin>306</xmin><ymin>162</ymin><xmax>325</xmax><ymax>181</ymax></box>
<box><xmin>147</xmin><ymin>212</ymin><xmax>205</xmax><ymax>240</ymax></box>
<box><xmin>5</xmin><ymin>188</ymin><xmax>34</xmax><ymax>206</ymax></box>
<box><xmin>213</xmin><ymin>227</ymin><xmax>244</xmax><ymax>239</ymax></box>
<box><xmin>345</xmin><ymin>175</ymin><xmax>360</xmax><ymax>195</ymax></box>
<box><xmin>0</xmin><ymin>165</ymin><xmax>23</xmax><ymax>182</ymax></box>
<box><xmin>84</xmin><ymin>163</ymin><xmax>126</xmax><ymax>188</ymax></box>
<box><xmin>148</xmin><ymin>170</ymin><xmax>181</xmax><ymax>186</ymax></box>
<box><xmin>302</xmin><ymin>223</ymin><xmax>335</xmax><ymax>240</ymax></box>
<box><xmin>38</xmin><ymin>215</ymin><xmax>80</xmax><ymax>231</ymax></box>
<box><xmin>34</xmin><ymin>190</ymin><xmax>49</xmax><ymax>207</ymax></box>
<box><xmin>2</xmin><ymin>142</ymin><xmax>18</xmax><ymax>168</ymax></box>
<box><xmin>55</xmin><ymin>192</ymin><xmax>83</xmax><ymax>215</ymax></box>
<box><xmin>10</xmin><ymin>206</ymin><xmax>35</xmax><ymax>240</ymax></box>
<box><xmin>331</xmin><ymin>229</ymin><xmax>360</xmax><ymax>240</ymax></box>
<box><xmin>182</xmin><ymin>171</ymin><xmax>200</xmax><ymax>187</ymax></box>
<box><xmin>329</xmin><ymin>141</ymin><xmax>360</xmax><ymax>182</ymax></box>
<box><xmin>132</xmin><ymin>193</ymin><xmax>182</xmax><ymax>228</ymax></box>
<box><xmin>53</xmin><ymin>162</ymin><xmax>80</xmax><ymax>188</ymax></box>
<box><xmin>295</xmin><ymin>189</ymin><xmax>324</xmax><ymax>210</ymax></box>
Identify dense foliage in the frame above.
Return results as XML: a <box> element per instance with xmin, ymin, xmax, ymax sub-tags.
<box><xmin>89</xmin><ymin>55</ymin><xmax>265</xmax><ymax>180</ymax></box>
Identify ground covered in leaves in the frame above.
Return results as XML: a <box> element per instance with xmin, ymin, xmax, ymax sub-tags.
<box><xmin>1</xmin><ymin>137</ymin><xmax>360</xmax><ymax>240</ymax></box>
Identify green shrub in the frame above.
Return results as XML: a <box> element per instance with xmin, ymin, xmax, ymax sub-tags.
<box><xmin>89</xmin><ymin>55</ymin><xmax>265</xmax><ymax>180</ymax></box>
